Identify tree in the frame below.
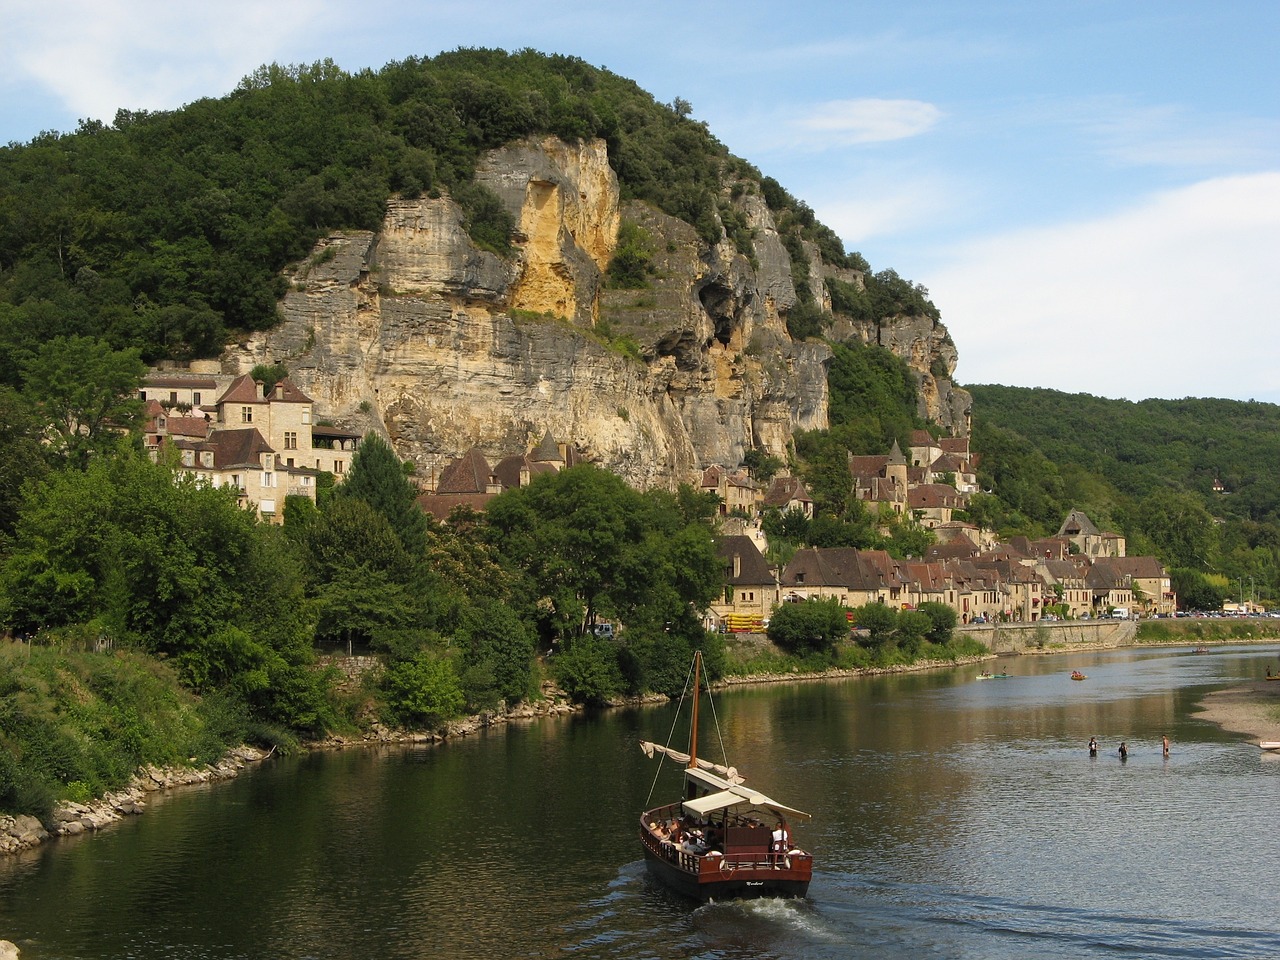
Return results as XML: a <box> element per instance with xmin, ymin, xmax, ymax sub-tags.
<box><xmin>766</xmin><ymin>598</ymin><xmax>849</xmax><ymax>655</ymax></box>
<box><xmin>851</xmin><ymin>602</ymin><xmax>897</xmax><ymax>647</ymax></box>
<box><xmin>332</xmin><ymin>433</ymin><xmax>429</xmax><ymax>556</ymax></box>
<box><xmin>916</xmin><ymin>601</ymin><xmax>958</xmax><ymax>644</ymax></box>
<box><xmin>381</xmin><ymin>650</ymin><xmax>465</xmax><ymax>728</ymax></box>
<box><xmin>20</xmin><ymin>336</ymin><xmax>146</xmax><ymax>469</ymax></box>
<box><xmin>0</xmin><ymin>386</ymin><xmax>47</xmax><ymax>545</ymax></box>
<box><xmin>0</xmin><ymin>453</ymin><xmax>326</xmax><ymax>731</ymax></box>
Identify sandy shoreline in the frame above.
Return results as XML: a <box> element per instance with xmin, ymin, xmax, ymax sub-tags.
<box><xmin>1191</xmin><ymin>679</ymin><xmax>1280</xmax><ymax>743</ymax></box>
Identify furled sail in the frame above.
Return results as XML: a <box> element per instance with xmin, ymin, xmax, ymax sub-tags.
<box><xmin>640</xmin><ymin>740</ymin><xmax>743</xmax><ymax>784</ymax></box>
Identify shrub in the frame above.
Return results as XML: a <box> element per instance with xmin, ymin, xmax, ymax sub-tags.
<box><xmin>381</xmin><ymin>650</ymin><xmax>465</xmax><ymax>728</ymax></box>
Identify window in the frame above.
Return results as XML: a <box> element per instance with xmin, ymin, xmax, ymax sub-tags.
<box><xmin>263</xmin><ymin>472</ymin><xmax>276</xmax><ymax>488</ymax></box>
<box><xmin>193</xmin><ymin>392</ymin><xmax>201</xmax><ymax>405</ymax></box>
<box><xmin>241</xmin><ymin>406</ymin><xmax>253</xmax><ymax>423</ymax></box>
<box><xmin>334</xmin><ymin>460</ymin><xmax>344</xmax><ymax>474</ymax></box>
<box><xmin>284</xmin><ymin>431</ymin><xmax>297</xmax><ymax>450</ymax></box>
<box><xmin>302</xmin><ymin>408</ymin><xmax>311</xmax><ymax>425</ymax></box>
<box><xmin>260</xmin><ymin>499</ymin><xmax>276</xmax><ymax>515</ymax></box>
<box><xmin>170</xmin><ymin>391</ymin><xmax>178</xmax><ymax>404</ymax></box>
<box><xmin>263</xmin><ymin>454</ymin><xmax>273</xmax><ymax>470</ymax></box>
<box><xmin>286</xmin><ymin>458</ymin><xmax>294</xmax><ymax>467</ymax></box>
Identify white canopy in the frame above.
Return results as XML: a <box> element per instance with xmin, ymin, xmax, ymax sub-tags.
<box><xmin>680</xmin><ymin>783</ymin><xmax>811</xmax><ymax>822</ymax></box>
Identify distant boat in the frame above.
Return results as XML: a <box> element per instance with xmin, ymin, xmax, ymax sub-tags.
<box><xmin>639</xmin><ymin>651</ymin><xmax>813</xmax><ymax>901</ymax></box>
<box><xmin>976</xmin><ymin>672</ymin><xmax>1010</xmax><ymax>680</ymax></box>
<box><xmin>1070</xmin><ymin>671</ymin><xmax>1087</xmax><ymax>681</ymax></box>
<box><xmin>1191</xmin><ymin>646</ymin><xmax>1210</xmax><ymax>654</ymax></box>
<box><xmin>1260</xmin><ymin>741</ymin><xmax>1280</xmax><ymax>751</ymax></box>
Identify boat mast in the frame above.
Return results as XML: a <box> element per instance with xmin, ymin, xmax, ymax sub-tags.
<box><xmin>686</xmin><ymin>650</ymin><xmax>701</xmax><ymax>801</ymax></box>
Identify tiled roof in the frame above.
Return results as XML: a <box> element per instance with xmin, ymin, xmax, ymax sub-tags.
<box><xmin>269</xmin><ymin>377</ymin><xmax>313</xmax><ymax>404</ymax></box>
<box><xmin>216</xmin><ymin>375</ymin><xmax>265</xmax><ymax>405</ymax></box>
<box><xmin>436</xmin><ymin>448</ymin><xmax>493</xmax><ymax>494</ymax></box>
<box><xmin>718</xmin><ymin>535</ymin><xmax>775</xmax><ymax>585</ymax></box>
<box><xmin>416</xmin><ymin>491</ymin><xmax>498</xmax><ymax>521</ymax></box>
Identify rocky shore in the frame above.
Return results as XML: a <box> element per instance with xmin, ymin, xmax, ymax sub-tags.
<box><xmin>0</xmin><ymin>745</ymin><xmax>271</xmax><ymax>857</ymax></box>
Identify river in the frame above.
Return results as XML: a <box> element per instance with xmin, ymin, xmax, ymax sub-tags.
<box><xmin>2</xmin><ymin>644</ymin><xmax>1279</xmax><ymax>959</ymax></box>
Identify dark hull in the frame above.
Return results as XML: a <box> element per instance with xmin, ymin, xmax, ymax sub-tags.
<box><xmin>642</xmin><ymin>845</ymin><xmax>810</xmax><ymax>901</ymax></box>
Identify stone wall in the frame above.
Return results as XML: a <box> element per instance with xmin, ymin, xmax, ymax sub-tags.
<box><xmin>961</xmin><ymin>620</ymin><xmax>1137</xmax><ymax>655</ymax></box>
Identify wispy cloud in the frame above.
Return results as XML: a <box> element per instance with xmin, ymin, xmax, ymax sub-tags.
<box><xmin>795</xmin><ymin>98</ymin><xmax>943</xmax><ymax>145</ymax></box>
<box><xmin>1064</xmin><ymin>96</ymin><xmax>1280</xmax><ymax>171</ymax></box>
<box><xmin>928</xmin><ymin>172</ymin><xmax>1280</xmax><ymax>402</ymax></box>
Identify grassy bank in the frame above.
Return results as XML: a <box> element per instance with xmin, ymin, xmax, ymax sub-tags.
<box><xmin>0</xmin><ymin>642</ymin><xmax>267</xmax><ymax>820</ymax></box>
<box><xmin>1135</xmin><ymin>618</ymin><xmax>1280</xmax><ymax>646</ymax></box>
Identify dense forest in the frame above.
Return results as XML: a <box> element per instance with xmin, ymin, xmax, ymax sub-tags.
<box><xmin>966</xmin><ymin>384</ymin><xmax>1280</xmax><ymax>610</ymax></box>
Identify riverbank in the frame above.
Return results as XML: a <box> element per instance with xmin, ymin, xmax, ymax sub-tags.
<box><xmin>1192</xmin><ymin>679</ymin><xmax>1280</xmax><ymax>743</ymax></box>
<box><xmin>0</xmin><ymin>746</ymin><xmax>272</xmax><ymax>857</ymax></box>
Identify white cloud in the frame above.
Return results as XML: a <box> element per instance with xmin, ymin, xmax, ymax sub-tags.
<box><xmin>795</xmin><ymin>98</ymin><xmax>942</xmax><ymax>146</ymax></box>
<box><xmin>927</xmin><ymin>172</ymin><xmax>1280</xmax><ymax>403</ymax></box>
<box><xmin>8</xmin><ymin>0</ymin><xmax>332</xmax><ymax>122</ymax></box>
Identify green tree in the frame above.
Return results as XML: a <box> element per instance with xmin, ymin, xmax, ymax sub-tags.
<box><xmin>332</xmin><ymin>433</ymin><xmax>429</xmax><ymax>556</ymax></box>
<box><xmin>381</xmin><ymin>650</ymin><xmax>465</xmax><ymax>728</ymax></box>
<box><xmin>915</xmin><ymin>601</ymin><xmax>958</xmax><ymax>644</ymax></box>
<box><xmin>766</xmin><ymin>598</ymin><xmax>849</xmax><ymax>655</ymax></box>
<box><xmin>20</xmin><ymin>336</ymin><xmax>146</xmax><ymax>469</ymax></box>
<box><xmin>0</xmin><ymin>453</ymin><xmax>326</xmax><ymax>732</ymax></box>
<box><xmin>851</xmin><ymin>602</ymin><xmax>897</xmax><ymax>647</ymax></box>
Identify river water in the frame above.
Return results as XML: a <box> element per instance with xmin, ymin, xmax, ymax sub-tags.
<box><xmin>3</xmin><ymin>644</ymin><xmax>1279</xmax><ymax>960</ymax></box>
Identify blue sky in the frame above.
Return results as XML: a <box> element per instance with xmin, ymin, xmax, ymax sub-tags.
<box><xmin>3</xmin><ymin>0</ymin><xmax>1278</xmax><ymax>404</ymax></box>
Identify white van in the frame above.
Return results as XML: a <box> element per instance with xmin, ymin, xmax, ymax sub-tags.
<box><xmin>1110</xmin><ymin>608</ymin><xmax>1130</xmax><ymax>619</ymax></box>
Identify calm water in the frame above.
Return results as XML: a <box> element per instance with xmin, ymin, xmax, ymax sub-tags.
<box><xmin>3</xmin><ymin>645</ymin><xmax>1280</xmax><ymax>959</ymax></box>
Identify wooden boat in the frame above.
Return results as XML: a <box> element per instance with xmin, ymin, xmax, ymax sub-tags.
<box><xmin>639</xmin><ymin>651</ymin><xmax>813</xmax><ymax>901</ymax></box>
<box><xmin>1070</xmin><ymin>671</ymin><xmax>1087</xmax><ymax>681</ymax></box>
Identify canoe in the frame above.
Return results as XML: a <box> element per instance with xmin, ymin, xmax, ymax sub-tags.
<box><xmin>1261</xmin><ymin>742</ymin><xmax>1280</xmax><ymax>751</ymax></box>
<box><xmin>976</xmin><ymin>673</ymin><xmax>1010</xmax><ymax>680</ymax></box>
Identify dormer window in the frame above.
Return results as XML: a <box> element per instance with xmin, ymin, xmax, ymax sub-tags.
<box><xmin>241</xmin><ymin>406</ymin><xmax>253</xmax><ymax>423</ymax></box>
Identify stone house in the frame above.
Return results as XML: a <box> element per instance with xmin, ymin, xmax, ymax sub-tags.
<box><xmin>710</xmin><ymin>535</ymin><xmax>779</xmax><ymax>628</ymax></box>
<box><xmin>761</xmin><ymin>475</ymin><xmax>814</xmax><ymax>519</ymax></box>
<box><xmin>147</xmin><ymin>374</ymin><xmax>344</xmax><ymax>523</ymax></box>
<box><xmin>701</xmin><ymin>465</ymin><xmax>758</xmax><ymax>517</ymax></box>
<box><xmin>1058</xmin><ymin>510</ymin><xmax>1126</xmax><ymax>559</ymax></box>
<box><xmin>778</xmin><ymin>547</ymin><xmax>895</xmax><ymax>608</ymax></box>
<box><xmin>1092</xmin><ymin>556</ymin><xmax>1176</xmax><ymax>617</ymax></box>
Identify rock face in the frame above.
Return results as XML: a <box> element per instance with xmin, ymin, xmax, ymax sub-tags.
<box><xmin>227</xmin><ymin>136</ymin><xmax>967</xmax><ymax>488</ymax></box>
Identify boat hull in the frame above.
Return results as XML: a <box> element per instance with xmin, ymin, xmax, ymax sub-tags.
<box><xmin>641</xmin><ymin>843</ymin><xmax>810</xmax><ymax>901</ymax></box>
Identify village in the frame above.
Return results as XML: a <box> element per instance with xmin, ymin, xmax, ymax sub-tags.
<box><xmin>140</xmin><ymin>368</ymin><xmax>1177</xmax><ymax>634</ymax></box>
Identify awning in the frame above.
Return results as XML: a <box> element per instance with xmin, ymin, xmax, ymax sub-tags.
<box><xmin>681</xmin><ymin>784</ymin><xmax>811</xmax><ymax>821</ymax></box>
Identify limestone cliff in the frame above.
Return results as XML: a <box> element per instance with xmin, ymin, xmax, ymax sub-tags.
<box><xmin>227</xmin><ymin>136</ymin><xmax>965</xmax><ymax>488</ymax></box>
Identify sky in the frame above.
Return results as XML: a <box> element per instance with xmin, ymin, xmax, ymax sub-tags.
<box><xmin>3</xmin><ymin>0</ymin><xmax>1279</xmax><ymax>404</ymax></box>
